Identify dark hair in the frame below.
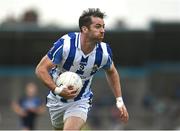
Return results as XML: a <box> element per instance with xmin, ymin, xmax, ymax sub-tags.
<box><xmin>79</xmin><ymin>8</ymin><xmax>106</xmax><ymax>31</ymax></box>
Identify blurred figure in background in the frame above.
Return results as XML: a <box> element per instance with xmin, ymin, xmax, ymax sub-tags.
<box><xmin>0</xmin><ymin>9</ymin><xmax>39</xmax><ymax>29</ymax></box>
<box><xmin>21</xmin><ymin>9</ymin><xmax>38</xmax><ymax>24</ymax></box>
<box><xmin>11</xmin><ymin>82</ymin><xmax>45</xmax><ymax>130</ymax></box>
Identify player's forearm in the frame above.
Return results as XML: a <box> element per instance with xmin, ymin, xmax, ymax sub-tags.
<box><xmin>35</xmin><ymin>66</ymin><xmax>56</xmax><ymax>91</ymax></box>
<box><xmin>105</xmin><ymin>67</ymin><xmax>122</xmax><ymax>98</ymax></box>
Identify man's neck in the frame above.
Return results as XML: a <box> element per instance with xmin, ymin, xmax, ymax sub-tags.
<box><xmin>80</xmin><ymin>33</ymin><xmax>96</xmax><ymax>55</ymax></box>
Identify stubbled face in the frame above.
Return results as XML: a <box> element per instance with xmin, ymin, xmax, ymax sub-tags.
<box><xmin>87</xmin><ymin>16</ymin><xmax>105</xmax><ymax>43</ymax></box>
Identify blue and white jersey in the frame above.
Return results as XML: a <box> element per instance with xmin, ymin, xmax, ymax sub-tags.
<box><xmin>47</xmin><ymin>32</ymin><xmax>113</xmax><ymax>102</ymax></box>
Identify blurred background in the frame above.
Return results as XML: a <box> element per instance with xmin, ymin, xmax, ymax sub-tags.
<box><xmin>0</xmin><ymin>0</ymin><xmax>180</xmax><ymax>130</ymax></box>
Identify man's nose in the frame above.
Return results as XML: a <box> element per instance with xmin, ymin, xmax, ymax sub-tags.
<box><xmin>101</xmin><ymin>28</ymin><xmax>105</xmax><ymax>33</ymax></box>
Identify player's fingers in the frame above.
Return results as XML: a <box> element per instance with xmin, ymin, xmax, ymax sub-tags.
<box><xmin>70</xmin><ymin>90</ymin><xmax>78</xmax><ymax>94</ymax></box>
<box><xmin>119</xmin><ymin>107</ymin><xmax>124</xmax><ymax>117</ymax></box>
<box><xmin>122</xmin><ymin>113</ymin><xmax>128</xmax><ymax>123</ymax></box>
<box><xmin>119</xmin><ymin>106</ymin><xmax>128</xmax><ymax>123</ymax></box>
<box><xmin>122</xmin><ymin>107</ymin><xmax>129</xmax><ymax>123</ymax></box>
<box><xmin>65</xmin><ymin>93</ymin><xmax>77</xmax><ymax>99</ymax></box>
<box><xmin>121</xmin><ymin>114</ymin><xmax>127</xmax><ymax>123</ymax></box>
<box><xmin>69</xmin><ymin>88</ymin><xmax>78</xmax><ymax>94</ymax></box>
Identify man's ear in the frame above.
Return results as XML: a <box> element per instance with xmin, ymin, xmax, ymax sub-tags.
<box><xmin>82</xmin><ymin>26</ymin><xmax>88</xmax><ymax>33</ymax></box>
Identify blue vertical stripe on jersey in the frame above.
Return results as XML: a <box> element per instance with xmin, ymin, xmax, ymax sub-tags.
<box><xmin>47</xmin><ymin>38</ymin><xmax>64</xmax><ymax>64</ymax></box>
<box><xmin>90</xmin><ymin>44</ymin><xmax>103</xmax><ymax>75</ymax></box>
<box><xmin>103</xmin><ymin>43</ymin><xmax>113</xmax><ymax>69</ymax></box>
<box><xmin>103</xmin><ymin>57</ymin><xmax>112</xmax><ymax>69</ymax></box>
<box><xmin>74</xmin><ymin>79</ymin><xmax>90</xmax><ymax>101</ymax></box>
<box><xmin>76</xmin><ymin>56</ymin><xmax>89</xmax><ymax>75</ymax></box>
<box><xmin>106</xmin><ymin>43</ymin><xmax>112</xmax><ymax>59</ymax></box>
<box><xmin>63</xmin><ymin>34</ymin><xmax>76</xmax><ymax>70</ymax></box>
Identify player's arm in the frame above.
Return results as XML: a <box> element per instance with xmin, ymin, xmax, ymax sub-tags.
<box><xmin>35</xmin><ymin>55</ymin><xmax>57</xmax><ymax>91</ymax></box>
<box><xmin>35</xmin><ymin>55</ymin><xmax>77</xmax><ymax>99</ymax></box>
<box><xmin>105</xmin><ymin>63</ymin><xmax>122</xmax><ymax>98</ymax></box>
<box><xmin>105</xmin><ymin>63</ymin><xmax>129</xmax><ymax>123</ymax></box>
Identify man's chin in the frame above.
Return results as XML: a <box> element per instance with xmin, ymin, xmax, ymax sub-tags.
<box><xmin>98</xmin><ymin>37</ymin><xmax>104</xmax><ymax>42</ymax></box>
<box><xmin>96</xmin><ymin>40</ymin><xmax>102</xmax><ymax>43</ymax></box>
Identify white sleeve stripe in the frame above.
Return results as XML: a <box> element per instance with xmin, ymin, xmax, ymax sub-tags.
<box><xmin>52</xmin><ymin>45</ymin><xmax>63</xmax><ymax>62</ymax></box>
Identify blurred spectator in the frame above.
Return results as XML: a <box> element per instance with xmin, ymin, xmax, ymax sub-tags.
<box><xmin>114</xmin><ymin>18</ymin><xmax>127</xmax><ymax>30</ymax></box>
<box><xmin>142</xmin><ymin>93</ymin><xmax>156</xmax><ymax>111</ymax></box>
<box><xmin>0</xmin><ymin>9</ymin><xmax>39</xmax><ymax>29</ymax></box>
<box><xmin>21</xmin><ymin>9</ymin><xmax>38</xmax><ymax>24</ymax></box>
<box><xmin>0</xmin><ymin>14</ymin><xmax>18</xmax><ymax>27</ymax></box>
<box><xmin>19</xmin><ymin>9</ymin><xmax>39</xmax><ymax>28</ymax></box>
<box><xmin>11</xmin><ymin>82</ymin><xmax>45</xmax><ymax>130</ymax></box>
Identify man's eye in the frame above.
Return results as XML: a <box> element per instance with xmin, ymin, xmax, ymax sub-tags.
<box><xmin>95</xmin><ymin>26</ymin><xmax>101</xmax><ymax>29</ymax></box>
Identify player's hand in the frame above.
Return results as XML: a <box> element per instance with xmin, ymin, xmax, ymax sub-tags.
<box><xmin>118</xmin><ymin>105</ymin><xmax>129</xmax><ymax>123</ymax></box>
<box><xmin>18</xmin><ymin>110</ymin><xmax>27</xmax><ymax>117</ymax></box>
<box><xmin>59</xmin><ymin>85</ymin><xmax>78</xmax><ymax>99</ymax></box>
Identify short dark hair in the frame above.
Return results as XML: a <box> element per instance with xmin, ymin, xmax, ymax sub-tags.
<box><xmin>79</xmin><ymin>8</ymin><xmax>106</xmax><ymax>31</ymax></box>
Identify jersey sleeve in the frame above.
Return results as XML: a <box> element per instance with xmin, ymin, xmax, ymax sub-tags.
<box><xmin>103</xmin><ymin>44</ymin><xmax>113</xmax><ymax>69</ymax></box>
<box><xmin>47</xmin><ymin>38</ymin><xmax>64</xmax><ymax>64</ymax></box>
